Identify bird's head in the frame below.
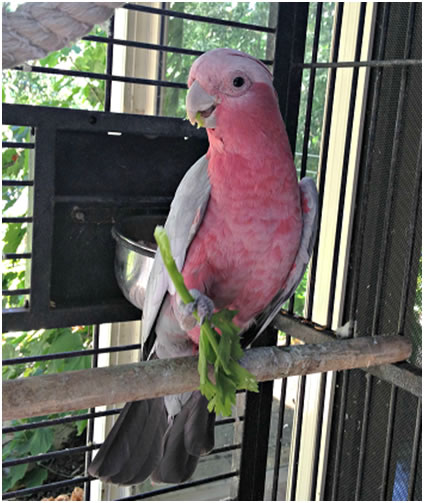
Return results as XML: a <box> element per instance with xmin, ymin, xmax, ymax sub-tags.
<box><xmin>186</xmin><ymin>48</ymin><xmax>279</xmax><ymax>136</ymax></box>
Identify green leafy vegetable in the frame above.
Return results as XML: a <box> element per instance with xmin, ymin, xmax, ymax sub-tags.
<box><xmin>154</xmin><ymin>226</ymin><xmax>258</xmax><ymax>417</ymax></box>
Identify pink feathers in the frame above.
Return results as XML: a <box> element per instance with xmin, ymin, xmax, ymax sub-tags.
<box><xmin>182</xmin><ymin>49</ymin><xmax>302</xmax><ymax>343</ymax></box>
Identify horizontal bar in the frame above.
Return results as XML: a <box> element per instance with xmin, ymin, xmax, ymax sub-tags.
<box><xmin>2</xmin><ymin>440</ymin><xmax>239</xmax><ymax>470</ymax></box>
<box><xmin>2</xmin><ymin>475</ymin><xmax>92</xmax><ymax>500</ymax></box>
<box><xmin>3</xmin><ymin>442</ymin><xmax>238</xmax><ymax>471</ymax></box>
<box><xmin>13</xmin><ymin>65</ymin><xmax>187</xmax><ymax>89</ymax></box>
<box><xmin>82</xmin><ymin>35</ymin><xmax>273</xmax><ymax>66</ymax></box>
<box><xmin>3</xmin><ymin>336</ymin><xmax>411</xmax><ymax>421</ymax></box>
<box><xmin>209</xmin><ymin>443</ymin><xmax>241</xmax><ymax>456</ymax></box>
<box><xmin>2</xmin><ymin>303</ymin><xmax>141</xmax><ymax>332</ymax></box>
<box><xmin>2</xmin><ymin>217</ymin><xmax>32</xmax><ymax>223</ymax></box>
<box><xmin>2</xmin><ymin>408</ymin><xmax>122</xmax><ymax>434</ymax></box>
<box><xmin>2</xmin><ymin>104</ymin><xmax>207</xmax><ymax>139</ymax></box>
<box><xmin>2</xmin><ymin>253</ymin><xmax>32</xmax><ymax>260</ymax></box>
<box><xmin>3</xmin><ymin>443</ymin><xmax>101</xmax><ymax>468</ymax></box>
<box><xmin>2</xmin><ymin>343</ymin><xmax>140</xmax><ymax>366</ymax></box>
<box><xmin>83</xmin><ymin>34</ymin><xmax>203</xmax><ymax>57</ymax></box>
<box><xmin>117</xmin><ymin>471</ymin><xmax>239</xmax><ymax>501</ymax></box>
<box><xmin>2</xmin><ymin>141</ymin><xmax>34</xmax><ymax>149</ymax></box>
<box><xmin>2</xmin><ymin>288</ymin><xmax>30</xmax><ymax>296</ymax></box>
<box><xmin>216</xmin><ymin>416</ymin><xmax>244</xmax><ymax>426</ymax></box>
<box><xmin>296</xmin><ymin>59</ymin><xmax>422</xmax><ymax>69</ymax></box>
<box><xmin>274</xmin><ymin>312</ymin><xmax>422</xmax><ymax>396</ymax></box>
<box><xmin>54</xmin><ymin>194</ymin><xmax>172</xmax><ymax>206</ymax></box>
<box><xmin>123</xmin><ymin>3</ymin><xmax>275</xmax><ymax>33</ymax></box>
<box><xmin>366</xmin><ymin>361</ymin><xmax>422</xmax><ymax>397</ymax></box>
<box><xmin>2</xmin><ymin>180</ymin><xmax>34</xmax><ymax>186</ymax></box>
<box><xmin>273</xmin><ymin>310</ymin><xmax>336</xmax><ymax>344</ymax></box>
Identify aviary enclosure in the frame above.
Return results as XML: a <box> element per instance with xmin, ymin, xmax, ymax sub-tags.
<box><xmin>2</xmin><ymin>2</ymin><xmax>421</xmax><ymax>501</ymax></box>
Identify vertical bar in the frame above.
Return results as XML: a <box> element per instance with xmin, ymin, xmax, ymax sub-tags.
<box><xmin>289</xmin><ymin>375</ymin><xmax>307</xmax><ymax>500</ymax></box>
<box><xmin>331</xmin><ymin>370</ymin><xmax>349</xmax><ymax>500</ymax></box>
<box><xmin>104</xmin><ymin>16</ymin><xmax>115</xmax><ymax>113</ymax></box>
<box><xmin>271</xmin><ymin>378</ymin><xmax>288</xmax><ymax>500</ymax></box>
<box><xmin>348</xmin><ymin>3</ymin><xmax>391</xmax><ymax>325</ymax></box>
<box><xmin>271</xmin><ymin>335</ymin><xmax>291</xmax><ymax>500</ymax></box>
<box><xmin>380</xmin><ymin>385</ymin><xmax>398</xmax><ymax>500</ymax></box>
<box><xmin>306</xmin><ymin>3</ymin><xmax>344</xmax><ymax>321</ymax></box>
<box><xmin>237</xmin><ymin>328</ymin><xmax>277</xmax><ymax>501</ymax></box>
<box><xmin>397</xmin><ymin>140</ymin><xmax>422</xmax><ymax>334</ymax></box>
<box><xmin>84</xmin><ymin>325</ymin><xmax>100</xmax><ymax>501</ymax></box>
<box><xmin>29</xmin><ymin>126</ymin><xmax>56</xmax><ymax>315</ymax></box>
<box><xmin>155</xmin><ymin>2</ymin><xmax>167</xmax><ymax>116</ymax></box>
<box><xmin>300</xmin><ymin>2</ymin><xmax>323</xmax><ymax>179</ymax></box>
<box><xmin>309</xmin><ymin>372</ymin><xmax>328</xmax><ymax>500</ymax></box>
<box><xmin>272</xmin><ymin>2</ymin><xmax>309</xmax><ymax>153</ymax></box>
<box><xmin>408</xmin><ymin>398</ymin><xmax>421</xmax><ymax>500</ymax></box>
<box><xmin>273</xmin><ymin>2</ymin><xmax>309</xmax><ymax>316</ymax></box>
<box><xmin>326</xmin><ymin>3</ymin><xmax>367</xmax><ymax>329</ymax></box>
<box><xmin>371</xmin><ymin>2</ymin><xmax>416</xmax><ymax>335</ymax></box>
<box><xmin>354</xmin><ymin>373</ymin><xmax>372</xmax><ymax>500</ymax></box>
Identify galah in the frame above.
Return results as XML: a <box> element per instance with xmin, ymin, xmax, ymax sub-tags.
<box><xmin>89</xmin><ymin>48</ymin><xmax>318</xmax><ymax>485</ymax></box>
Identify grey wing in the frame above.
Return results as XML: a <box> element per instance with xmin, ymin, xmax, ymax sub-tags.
<box><xmin>251</xmin><ymin>177</ymin><xmax>319</xmax><ymax>340</ymax></box>
<box><xmin>141</xmin><ymin>155</ymin><xmax>211</xmax><ymax>353</ymax></box>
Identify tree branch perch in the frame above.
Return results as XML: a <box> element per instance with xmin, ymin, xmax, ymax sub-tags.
<box><xmin>2</xmin><ymin>335</ymin><xmax>411</xmax><ymax>421</ymax></box>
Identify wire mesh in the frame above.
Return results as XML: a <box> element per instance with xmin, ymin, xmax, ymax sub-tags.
<box><xmin>324</xmin><ymin>3</ymin><xmax>422</xmax><ymax>501</ymax></box>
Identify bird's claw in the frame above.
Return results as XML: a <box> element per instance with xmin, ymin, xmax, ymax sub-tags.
<box><xmin>178</xmin><ymin>289</ymin><xmax>215</xmax><ymax>329</ymax></box>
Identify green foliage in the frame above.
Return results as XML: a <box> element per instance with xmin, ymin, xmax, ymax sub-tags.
<box><xmin>2</xmin><ymin>327</ymin><xmax>91</xmax><ymax>492</ymax></box>
<box><xmin>2</xmin><ymin>326</ymin><xmax>91</xmax><ymax>380</ymax></box>
<box><xmin>2</xmin><ymin>26</ymin><xmax>107</xmax><ymax>110</ymax></box>
<box><xmin>2</xmin><ymin>462</ymin><xmax>29</xmax><ymax>493</ymax></box>
<box><xmin>199</xmin><ymin>309</ymin><xmax>258</xmax><ymax>417</ymax></box>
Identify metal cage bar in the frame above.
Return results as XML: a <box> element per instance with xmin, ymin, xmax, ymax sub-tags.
<box><xmin>271</xmin><ymin>335</ymin><xmax>291</xmax><ymax>500</ymax></box>
<box><xmin>354</xmin><ymin>373</ymin><xmax>373</xmax><ymax>499</ymax></box>
<box><xmin>380</xmin><ymin>384</ymin><xmax>398</xmax><ymax>499</ymax></box>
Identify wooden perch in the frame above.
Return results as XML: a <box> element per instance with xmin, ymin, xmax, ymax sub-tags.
<box><xmin>3</xmin><ymin>335</ymin><xmax>411</xmax><ymax>421</ymax></box>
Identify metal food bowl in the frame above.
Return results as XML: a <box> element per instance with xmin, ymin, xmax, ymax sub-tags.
<box><xmin>111</xmin><ymin>216</ymin><xmax>158</xmax><ymax>310</ymax></box>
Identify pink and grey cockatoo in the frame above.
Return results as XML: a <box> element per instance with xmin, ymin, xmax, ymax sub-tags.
<box><xmin>89</xmin><ymin>48</ymin><xmax>318</xmax><ymax>485</ymax></box>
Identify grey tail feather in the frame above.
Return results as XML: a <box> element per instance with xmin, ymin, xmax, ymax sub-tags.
<box><xmin>152</xmin><ymin>391</ymin><xmax>215</xmax><ymax>484</ymax></box>
<box><xmin>88</xmin><ymin>398</ymin><xmax>168</xmax><ymax>485</ymax></box>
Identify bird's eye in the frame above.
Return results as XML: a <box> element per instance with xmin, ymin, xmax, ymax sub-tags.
<box><xmin>232</xmin><ymin>76</ymin><xmax>245</xmax><ymax>88</ymax></box>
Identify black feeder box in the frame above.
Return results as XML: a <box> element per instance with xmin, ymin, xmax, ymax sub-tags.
<box><xmin>3</xmin><ymin>105</ymin><xmax>208</xmax><ymax>331</ymax></box>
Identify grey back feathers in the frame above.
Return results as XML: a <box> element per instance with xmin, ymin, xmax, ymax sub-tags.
<box><xmin>141</xmin><ymin>155</ymin><xmax>211</xmax><ymax>353</ymax></box>
<box><xmin>88</xmin><ymin>393</ymin><xmax>214</xmax><ymax>485</ymax></box>
<box><xmin>152</xmin><ymin>391</ymin><xmax>215</xmax><ymax>483</ymax></box>
<box><xmin>88</xmin><ymin>398</ymin><xmax>168</xmax><ymax>485</ymax></box>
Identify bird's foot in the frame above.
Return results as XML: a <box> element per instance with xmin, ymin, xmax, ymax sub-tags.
<box><xmin>176</xmin><ymin>289</ymin><xmax>215</xmax><ymax>331</ymax></box>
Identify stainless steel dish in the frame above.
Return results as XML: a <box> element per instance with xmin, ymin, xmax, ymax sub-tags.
<box><xmin>111</xmin><ymin>216</ymin><xmax>157</xmax><ymax>310</ymax></box>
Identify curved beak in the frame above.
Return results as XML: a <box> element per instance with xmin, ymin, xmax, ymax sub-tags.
<box><xmin>186</xmin><ymin>80</ymin><xmax>217</xmax><ymax>128</ymax></box>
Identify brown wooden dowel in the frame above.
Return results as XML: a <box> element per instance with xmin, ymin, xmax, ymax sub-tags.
<box><xmin>3</xmin><ymin>335</ymin><xmax>411</xmax><ymax>421</ymax></box>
